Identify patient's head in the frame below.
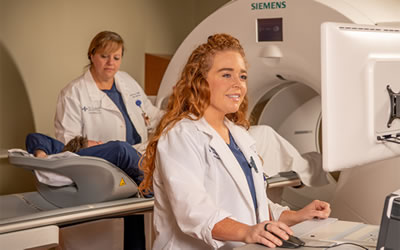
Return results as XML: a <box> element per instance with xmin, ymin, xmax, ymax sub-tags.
<box><xmin>63</xmin><ymin>136</ymin><xmax>103</xmax><ymax>153</ymax></box>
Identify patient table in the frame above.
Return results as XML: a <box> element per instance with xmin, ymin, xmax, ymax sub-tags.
<box><xmin>0</xmin><ymin>150</ymin><xmax>154</xmax><ymax>250</ymax></box>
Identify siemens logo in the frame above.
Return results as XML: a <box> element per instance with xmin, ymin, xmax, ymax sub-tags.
<box><xmin>251</xmin><ymin>1</ymin><xmax>287</xmax><ymax>10</ymax></box>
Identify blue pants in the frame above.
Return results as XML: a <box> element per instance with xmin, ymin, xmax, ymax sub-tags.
<box><xmin>25</xmin><ymin>133</ymin><xmax>144</xmax><ymax>186</ymax></box>
<box><xmin>77</xmin><ymin>141</ymin><xmax>143</xmax><ymax>185</ymax></box>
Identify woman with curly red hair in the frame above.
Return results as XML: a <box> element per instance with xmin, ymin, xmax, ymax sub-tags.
<box><xmin>139</xmin><ymin>33</ymin><xmax>330</xmax><ymax>249</ymax></box>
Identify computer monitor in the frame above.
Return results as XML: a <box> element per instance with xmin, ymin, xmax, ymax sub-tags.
<box><xmin>321</xmin><ymin>22</ymin><xmax>400</xmax><ymax>172</ymax></box>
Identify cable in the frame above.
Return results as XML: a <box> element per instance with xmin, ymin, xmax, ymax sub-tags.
<box><xmin>304</xmin><ymin>242</ymin><xmax>369</xmax><ymax>249</ymax></box>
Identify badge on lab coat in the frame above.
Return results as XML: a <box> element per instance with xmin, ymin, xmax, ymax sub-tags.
<box><xmin>136</xmin><ymin>100</ymin><xmax>150</xmax><ymax>127</ymax></box>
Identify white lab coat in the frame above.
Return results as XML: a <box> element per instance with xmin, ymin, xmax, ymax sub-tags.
<box><xmin>248</xmin><ymin>125</ymin><xmax>329</xmax><ymax>187</ymax></box>
<box><xmin>54</xmin><ymin>69</ymin><xmax>161</xmax><ymax>146</ymax></box>
<box><xmin>153</xmin><ymin>117</ymin><xmax>288</xmax><ymax>250</ymax></box>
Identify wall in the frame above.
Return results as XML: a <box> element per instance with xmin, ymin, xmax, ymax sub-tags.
<box><xmin>193</xmin><ymin>0</ymin><xmax>231</xmax><ymax>25</ymax></box>
<box><xmin>0</xmin><ymin>41</ymin><xmax>36</xmax><ymax>194</ymax></box>
<box><xmin>1</xmin><ymin>0</ymin><xmax>194</xmax><ymax>135</ymax></box>
<box><xmin>0</xmin><ymin>0</ymin><xmax>229</xmax><ymax>195</ymax></box>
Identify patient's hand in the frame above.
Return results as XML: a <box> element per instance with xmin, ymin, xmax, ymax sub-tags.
<box><xmin>87</xmin><ymin>140</ymin><xmax>103</xmax><ymax>147</ymax></box>
<box><xmin>34</xmin><ymin>150</ymin><xmax>48</xmax><ymax>158</ymax></box>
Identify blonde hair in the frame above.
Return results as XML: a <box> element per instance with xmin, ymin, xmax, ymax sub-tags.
<box><xmin>139</xmin><ymin>33</ymin><xmax>250</xmax><ymax>195</ymax></box>
<box><xmin>87</xmin><ymin>31</ymin><xmax>124</xmax><ymax>64</ymax></box>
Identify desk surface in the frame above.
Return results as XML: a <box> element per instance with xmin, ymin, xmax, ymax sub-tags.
<box><xmin>235</xmin><ymin>218</ymin><xmax>379</xmax><ymax>250</ymax></box>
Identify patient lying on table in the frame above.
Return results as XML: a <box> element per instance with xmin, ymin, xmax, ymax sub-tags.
<box><xmin>26</xmin><ymin>133</ymin><xmax>144</xmax><ymax>187</ymax></box>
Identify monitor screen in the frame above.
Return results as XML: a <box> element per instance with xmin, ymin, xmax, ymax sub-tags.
<box><xmin>321</xmin><ymin>22</ymin><xmax>400</xmax><ymax>172</ymax></box>
<box><xmin>257</xmin><ymin>18</ymin><xmax>283</xmax><ymax>42</ymax></box>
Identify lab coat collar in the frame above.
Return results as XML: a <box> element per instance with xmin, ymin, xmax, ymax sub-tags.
<box><xmin>84</xmin><ymin>69</ymin><xmax>101</xmax><ymax>101</ymax></box>
<box><xmin>224</xmin><ymin>121</ymin><xmax>270</xmax><ymax>222</ymax></box>
<box><xmin>194</xmin><ymin>117</ymin><xmax>257</xmax><ymax>153</ymax></box>
<box><xmin>83</xmin><ymin>69</ymin><xmax>121</xmax><ymax>112</ymax></box>
<box><xmin>114</xmin><ymin>73</ymin><xmax>136</xmax><ymax>113</ymax></box>
<box><xmin>194</xmin><ymin>117</ymin><xmax>259</xmax><ymax>219</ymax></box>
<box><xmin>226</xmin><ymin>120</ymin><xmax>257</xmax><ymax>155</ymax></box>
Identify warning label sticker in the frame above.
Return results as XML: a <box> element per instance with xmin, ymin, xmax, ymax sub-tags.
<box><xmin>120</xmin><ymin>178</ymin><xmax>126</xmax><ymax>186</ymax></box>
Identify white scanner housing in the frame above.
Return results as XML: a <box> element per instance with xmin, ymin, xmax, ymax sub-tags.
<box><xmin>157</xmin><ymin>0</ymin><xmax>400</xmax><ymax>161</ymax></box>
<box><xmin>157</xmin><ymin>0</ymin><xmax>400</xmax><ymax>224</ymax></box>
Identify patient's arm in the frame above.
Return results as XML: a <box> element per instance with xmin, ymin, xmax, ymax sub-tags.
<box><xmin>34</xmin><ymin>149</ymin><xmax>48</xmax><ymax>158</ymax></box>
<box><xmin>26</xmin><ymin>133</ymin><xmax>65</xmax><ymax>155</ymax></box>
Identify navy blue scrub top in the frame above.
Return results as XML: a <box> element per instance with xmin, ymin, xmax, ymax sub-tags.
<box><xmin>102</xmin><ymin>83</ymin><xmax>142</xmax><ymax>145</ymax></box>
<box><xmin>227</xmin><ymin>132</ymin><xmax>258</xmax><ymax>211</ymax></box>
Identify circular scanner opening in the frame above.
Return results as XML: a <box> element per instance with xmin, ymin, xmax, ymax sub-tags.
<box><xmin>250</xmin><ymin>82</ymin><xmax>321</xmax><ymax>154</ymax></box>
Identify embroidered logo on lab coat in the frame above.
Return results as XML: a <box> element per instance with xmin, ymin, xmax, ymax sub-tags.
<box><xmin>82</xmin><ymin>100</ymin><xmax>101</xmax><ymax>114</ymax></box>
<box><xmin>82</xmin><ymin>106</ymin><xmax>101</xmax><ymax>114</ymax></box>
<box><xmin>209</xmin><ymin>146</ymin><xmax>220</xmax><ymax>160</ymax></box>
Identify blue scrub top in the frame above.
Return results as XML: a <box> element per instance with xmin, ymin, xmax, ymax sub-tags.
<box><xmin>227</xmin><ymin>132</ymin><xmax>258</xmax><ymax>211</ymax></box>
<box><xmin>102</xmin><ymin>83</ymin><xmax>142</xmax><ymax>145</ymax></box>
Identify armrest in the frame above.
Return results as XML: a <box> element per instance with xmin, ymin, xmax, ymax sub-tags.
<box><xmin>266</xmin><ymin>171</ymin><xmax>302</xmax><ymax>189</ymax></box>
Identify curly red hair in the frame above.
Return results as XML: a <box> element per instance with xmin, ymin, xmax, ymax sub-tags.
<box><xmin>139</xmin><ymin>33</ymin><xmax>250</xmax><ymax>194</ymax></box>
